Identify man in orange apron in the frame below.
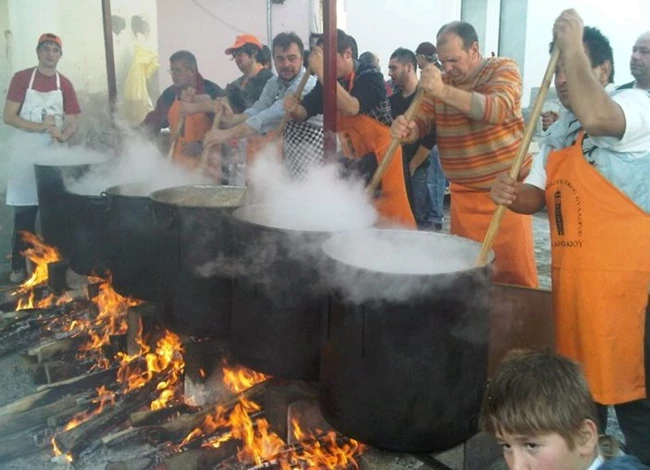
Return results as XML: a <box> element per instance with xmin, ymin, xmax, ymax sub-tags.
<box><xmin>391</xmin><ymin>22</ymin><xmax>537</xmax><ymax>286</ymax></box>
<box><xmin>490</xmin><ymin>10</ymin><xmax>650</xmax><ymax>463</ymax></box>
<box><xmin>284</xmin><ymin>30</ymin><xmax>415</xmax><ymax>228</ymax></box>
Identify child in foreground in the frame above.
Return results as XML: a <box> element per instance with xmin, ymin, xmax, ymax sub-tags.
<box><xmin>480</xmin><ymin>350</ymin><xmax>649</xmax><ymax>470</ymax></box>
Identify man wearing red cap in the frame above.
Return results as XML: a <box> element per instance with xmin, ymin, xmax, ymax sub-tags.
<box><xmin>224</xmin><ymin>34</ymin><xmax>274</xmax><ymax>114</ymax></box>
<box><xmin>3</xmin><ymin>33</ymin><xmax>81</xmax><ymax>283</ymax></box>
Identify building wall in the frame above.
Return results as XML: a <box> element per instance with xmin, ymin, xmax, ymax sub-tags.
<box><xmin>156</xmin><ymin>0</ymin><xmax>314</xmax><ymax>93</ymax></box>
<box><xmin>345</xmin><ymin>0</ymin><xmax>462</xmax><ymax>78</ymax></box>
<box><xmin>521</xmin><ymin>0</ymin><xmax>650</xmax><ymax>106</ymax></box>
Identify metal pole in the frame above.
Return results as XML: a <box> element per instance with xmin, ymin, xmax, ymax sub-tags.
<box><xmin>322</xmin><ymin>0</ymin><xmax>337</xmax><ymax>160</ymax></box>
<box><xmin>101</xmin><ymin>0</ymin><xmax>118</xmax><ymax>115</ymax></box>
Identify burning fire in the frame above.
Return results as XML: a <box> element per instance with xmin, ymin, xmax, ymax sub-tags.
<box><xmin>16</xmin><ymin>231</ymin><xmax>62</xmax><ymax>293</ymax></box>
<box><xmin>63</xmin><ymin>385</ymin><xmax>117</xmax><ymax>432</ymax></box>
<box><xmin>179</xmin><ymin>364</ymin><xmax>364</xmax><ymax>468</ymax></box>
<box><xmin>116</xmin><ymin>327</ymin><xmax>185</xmax><ymax>410</ymax></box>
<box><xmin>222</xmin><ymin>360</ymin><xmax>271</xmax><ymax>394</ymax></box>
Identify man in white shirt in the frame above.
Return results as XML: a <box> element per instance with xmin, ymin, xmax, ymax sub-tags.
<box><xmin>619</xmin><ymin>31</ymin><xmax>650</xmax><ymax>91</ymax></box>
<box><xmin>490</xmin><ymin>11</ymin><xmax>650</xmax><ymax>464</ymax></box>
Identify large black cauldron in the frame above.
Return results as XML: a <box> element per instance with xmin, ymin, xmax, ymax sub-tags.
<box><xmin>230</xmin><ymin>204</ymin><xmax>376</xmax><ymax>380</ymax></box>
<box><xmin>64</xmin><ymin>191</ymin><xmax>110</xmax><ymax>276</ymax></box>
<box><xmin>105</xmin><ymin>184</ymin><xmax>160</xmax><ymax>301</ymax></box>
<box><xmin>150</xmin><ymin>185</ymin><xmax>246</xmax><ymax>338</ymax></box>
<box><xmin>319</xmin><ymin>229</ymin><xmax>493</xmax><ymax>452</ymax></box>
<box><xmin>35</xmin><ymin>160</ymin><xmax>105</xmax><ymax>254</ymax></box>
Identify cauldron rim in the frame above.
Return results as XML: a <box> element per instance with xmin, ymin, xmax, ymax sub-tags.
<box><xmin>34</xmin><ymin>158</ymin><xmax>108</xmax><ymax>168</ymax></box>
<box><xmin>322</xmin><ymin>228</ymin><xmax>495</xmax><ymax>278</ymax></box>
<box><xmin>105</xmin><ymin>182</ymin><xmax>153</xmax><ymax>198</ymax></box>
<box><xmin>233</xmin><ymin>203</ymin><xmax>377</xmax><ymax>234</ymax></box>
<box><xmin>149</xmin><ymin>184</ymin><xmax>246</xmax><ymax>209</ymax></box>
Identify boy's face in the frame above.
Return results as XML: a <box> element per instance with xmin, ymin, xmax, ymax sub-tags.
<box><xmin>497</xmin><ymin>425</ymin><xmax>597</xmax><ymax>470</ymax></box>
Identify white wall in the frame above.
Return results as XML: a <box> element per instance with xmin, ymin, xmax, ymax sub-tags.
<box><xmin>521</xmin><ymin>0</ymin><xmax>650</xmax><ymax>105</ymax></box>
<box><xmin>156</xmin><ymin>0</ymin><xmax>316</xmax><ymax>92</ymax></box>
<box><xmin>345</xmin><ymin>0</ymin><xmax>462</xmax><ymax>77</ymax></box>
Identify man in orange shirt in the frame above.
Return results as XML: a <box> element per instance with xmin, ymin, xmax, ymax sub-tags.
<box><xmin>391</xmin><ymin>21</ymin><xmax>537</xmax><ymax>286</ymax></box>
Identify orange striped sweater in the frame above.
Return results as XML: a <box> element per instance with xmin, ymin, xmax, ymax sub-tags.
<box><xmin>414</xmin><ymin>57</ymin><xmax>530</xmax><ymax>190</ymax></box>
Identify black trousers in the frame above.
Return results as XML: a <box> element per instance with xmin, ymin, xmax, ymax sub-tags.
<box><xmin>11</xmin><ymin>205</ymin><xmax>38</xmax><ymax>271</ymax></box>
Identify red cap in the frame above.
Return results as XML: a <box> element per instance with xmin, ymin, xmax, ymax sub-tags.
<box><xmin>38</xmin><ymin>33</ymin><xmax>62</xmax><ymax>49</ymax></box>
<box><xmin>225</xmin><ymin>34</ymin><xmax>262</xmax><ymax>55</ymax></box>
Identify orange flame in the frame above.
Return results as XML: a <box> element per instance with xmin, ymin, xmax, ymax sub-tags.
<box><xmin>115</xmin><ymin>328</ymin><xmax>185</xmax><ymax>409</ymax></box>
<box><xmin>222</xmin><ymin>361</ymin><xmax>270</xmax><ymax>394</ymax></box>
<box><xmin>51</xmin><ymin>437</ymin><xmax>73</xmax><ymax>463</ymax></box>
<box><xmin>15</xmin><ymin>232</ymin><xmax>62</xmax><ymax>293</ymax></box>
<box><xmin>183</xmin><ymin>394</ymin><xmax>365</xmax><ymax>469</ymax></box>
<box><xmin>62</xmin><ymin>385</ymin><xmax>117</xmax><ymax>432</ymax></box>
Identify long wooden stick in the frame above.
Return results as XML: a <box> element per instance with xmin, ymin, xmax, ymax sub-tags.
<box><xmin>476</xmin><ymin>47</ymin><xmax>561</xmax><ymax>266</ymax></box>
<box><xmin>275</xmin><ymin>66</ymin><xmax>313</xmax><ymax>139</ymax></box>
<box><xmin>366</xmin><ymin>88</ymin><xmax>425</xmax><ymax>196</ymax></box>
<box><xmin>167</xmin><ymin>117</ymin><xmax>185</xmax><ymax>160</ymax></box>
<box><xmin>197</xmin><ymin>110</ymin><xmax>223</xmax><ymax>171</ymax></box>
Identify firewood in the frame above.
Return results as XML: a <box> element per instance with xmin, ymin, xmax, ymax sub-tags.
<box><xmin>0</xmin><ymin>321</ymin><xmax>41</xmax><ymax>358</ymax></box>
<box><xmin>27</xmin><ymin>337</ymin><xmax>84</xmax><ymax>363</ymax></box>
<box><xmin>128</xmin><ymin>403</ymin><xmax>196</xmax><ymax>427</ymax></box>
<box><xmin>0</xmin><ymin>368</ymin><xmax>117</xmax><ymax>417</ymax></box>
<box><xmin>44</xmin><ymin>360</ymin><xmax>81</xmax><ymax>383</ymax></box>
<box><xmin>101</xmin><ymin>427</ymin><xmax>155</xmax><ymax>448</ymax></box>
<box><xmin>0</xmin><ymin>393</ymin><xmax>81</xmax><ymax>437</ymax></box>
<box><xmin>54</xmin><ymin>369</ymin><xmax>171</xmax><ymax>456</ymax></box>
<box><xmin>105</xmin><ymin>457</ymin><xmax>155</xmax><ymax>470</ymax></box>
<box><xmin>0</xmin><ymin>427</ymin><xmax>43</xmax><ymax>462</ymax></box>
<box><xmin>161</xmin><ymin>442</ymin><xmax>241</xmax><ymax>470</ymax></box>
<box><xmin>147</xmin><ymin>380</ymin><xmax>271</xmax><ymax>446</ymax></box>
<box><xmin>46</xmin><ymin>404</ymin><xmax>89</xmax><ymax>428</ymax></box>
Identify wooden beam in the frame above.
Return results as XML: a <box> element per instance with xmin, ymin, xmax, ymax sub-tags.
<box><xmin>101</xmin><ymin>0</ymin><xmax>118</xmax><ymax>115</ymax></box>
<box><xmin>322</xmin><ymin>0</ymin><xmax>338</xmax><ymax>161</ymax></box>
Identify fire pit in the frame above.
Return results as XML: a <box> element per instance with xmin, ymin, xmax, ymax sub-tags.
<box><xmin>319</xmin><ymin>229</ymin><xmax>493</xmax><ymax>452</ymax></box>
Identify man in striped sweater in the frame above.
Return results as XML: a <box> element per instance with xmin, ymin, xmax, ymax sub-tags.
<box><xmin>391</xmin><ymin>21</ymin><xmax>537</xmax><ymax>287</ymax></box>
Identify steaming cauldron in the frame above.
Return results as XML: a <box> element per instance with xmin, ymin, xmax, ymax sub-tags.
<box><xmin>150</xmin><ymin>185</ymin><xmax>246</xmax><ymax>337</ymax></box>
<box><xmin>64</xmin><ymin>191</ymin><xmax>110</xmax><ymax>276</ymax></box>
<box><xmin>230</xmin><ymin>205</ymin><xmax>376</xmax><ymax>380</ymax></box>
<box><xmin>105</xmin><ymin>184</ymin><xmax>161</xmax><ymax>301</ymax></box>
<box><xmin>319</xmin><ymin>229</ymin><xmax>493</xmax><ymax>452</ymax></box>
<box><xmin>35</xmin><ymin>160</ymin><xmax>105</xmax><ymax>254</ymax></box>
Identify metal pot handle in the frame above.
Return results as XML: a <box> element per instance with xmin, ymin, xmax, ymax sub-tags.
<box><xmin>100</xmin><ymin>191</ymin><xmax>111</xmax><ymax>212</ymax></box>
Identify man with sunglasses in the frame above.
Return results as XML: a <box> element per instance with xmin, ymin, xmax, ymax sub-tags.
<box><xmin>3</xmin><ymin>33</ymin><xmax>80</xmax><ymax>283</ymax></box>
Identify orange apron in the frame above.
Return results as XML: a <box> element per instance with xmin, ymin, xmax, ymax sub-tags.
<box><xmin>546</xmin><ymin>131</ymin><xmax>650</xmax><ymax>404</ymax></box>
<box><xmin>337</xmin><ymin>112</ymin><xmax>415</xmax><ymax>228</ymax></box>
<box><xmin>450</xmin><ymin>183</ymin><xmax>538</xmax><ymax>287</ymax></box>
<box><xmin>167</xmin><ymin>99</ymin><xmax>211</xmax><ymax>170</ymax></box>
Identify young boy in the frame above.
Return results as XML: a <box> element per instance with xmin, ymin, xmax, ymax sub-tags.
<box><xmin>480</xmin><ymin>350</ymin><xmax>649</xmax><ymax>470</ymax></box>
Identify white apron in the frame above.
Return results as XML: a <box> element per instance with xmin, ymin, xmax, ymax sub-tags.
<box><xmin>6</xmin><ymin>68</ymin><xmax>64</xmax><ymax>206</ymax></box>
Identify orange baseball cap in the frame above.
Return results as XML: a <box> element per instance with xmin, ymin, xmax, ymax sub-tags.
<box><xmin>37</xmin><ymin>33</ymin><xmax>62</xmax><ymax>49</ymax></box>
<box><xmin>225</xmin><ymin>34</ymin><xmax>262</xmax><ymax>55</ymax></box>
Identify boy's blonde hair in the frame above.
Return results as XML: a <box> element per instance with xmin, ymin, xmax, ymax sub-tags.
<box><xmin>479</xmin><ymin>350</ymin><xmax>598</xmax><ymax>449</ymax></box>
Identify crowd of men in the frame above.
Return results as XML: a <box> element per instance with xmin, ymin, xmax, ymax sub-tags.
<box><xmin>3</xmin><ymin>8</ymin><xmax>650</xmax><ymax>468</ymax></box>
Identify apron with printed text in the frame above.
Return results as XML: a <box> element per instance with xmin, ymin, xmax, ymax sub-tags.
<box><xmin>7</xmin><ymin>68</ymin><xmax>64</xmax><ymax>206</ymax></box>
<box><xmin>546</xmin><ymin>131</ymin><xmax>650</xmax><ymax>404</ymax></box>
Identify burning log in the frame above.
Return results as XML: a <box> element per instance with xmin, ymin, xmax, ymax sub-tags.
<box><xmin>27</xmin><ymin>337</ymin><xmax>85</xmax><ymax>363</ymax></box>
<box><xmin>0</xmin><ymin>319</ymin><xmax>41</xmax><ymax>358</ymax></box>
<box><xmin>161</xmin><ymin>442</ymin><xmax>241</xmax><ymax>470</ymax></box>
<box><xmin>101</xmin><ymin>427</ymin><xmax>158</xmax><ymax>448</ymax></box>
<box><xmin>105</xmin><ymin>456</ymin><xmax>156</xmax><ymax>470</ymax></box>
<box><xmin>44</xmin><ymin>360</ymin><xmax>83</xmax><ymax>384</ymax></box>
<box><xmin>128</xmin><ymin>403</ymin><xmax>196</xmax><ymax>427</ymax></box>
<box><xmin>53</xmin><ymin>369</ymin><xmax>170</xmax><ymax>456</ymax></box>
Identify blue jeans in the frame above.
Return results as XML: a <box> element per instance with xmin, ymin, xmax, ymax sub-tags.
<box><xmin>427</xmin><ymin>147</ymin><xmax>446</xmax><ymax>226</ymax></box>
<box><xmin>410</xmin><ymin>165</ymin><xmax>433</xmax><ymax>228</ymax></box>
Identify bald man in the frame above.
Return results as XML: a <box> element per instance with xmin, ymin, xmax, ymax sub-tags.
<box><xmin>619</xmin><ymin>31</ymin><xmax>650</xmax><ymax>90</ymax></box>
